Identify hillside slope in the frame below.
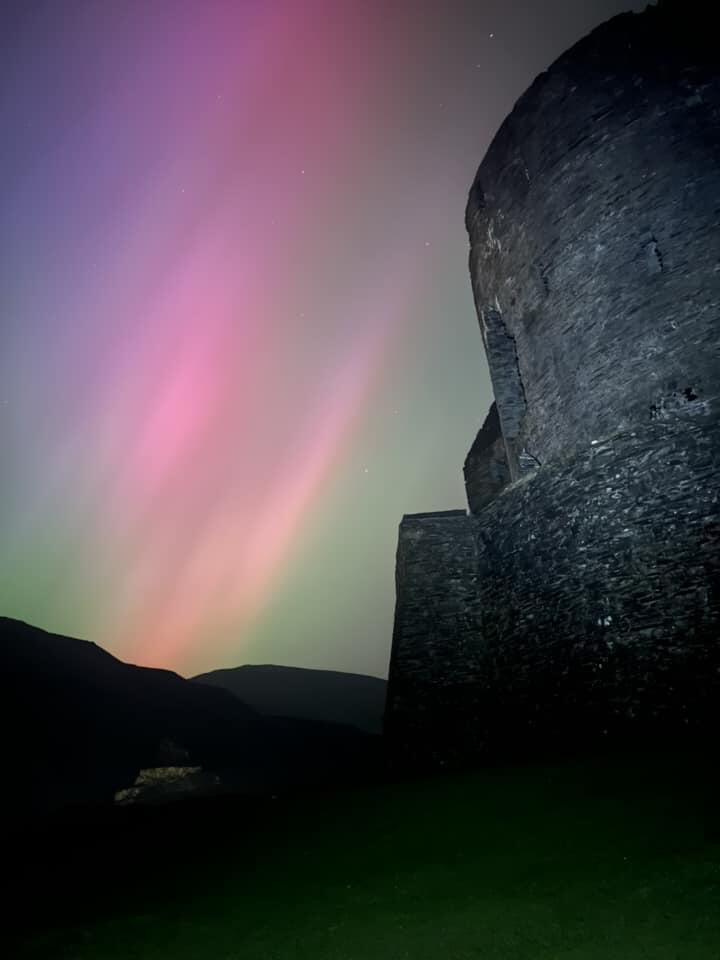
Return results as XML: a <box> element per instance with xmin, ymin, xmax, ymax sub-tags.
<box><xmin>193</xmin><ymin>663</ymin><xmax>387</xmax><ymax>733</ymax></box>
<box><xmin>1</xmin><ymin>617</ymin><xmax>380</xmax><ymax>813</ymax></box>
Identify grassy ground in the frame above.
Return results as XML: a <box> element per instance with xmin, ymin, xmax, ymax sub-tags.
<box><xmin>11</xmin><ymin>749</ymin><xmax>720</xmax><ymax>959</ymax></box>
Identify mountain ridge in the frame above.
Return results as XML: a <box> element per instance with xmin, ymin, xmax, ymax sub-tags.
<box><xmin>1</xmin><ymin>616</ymin><xmax>381</xmax><ymax>815</ymax></box>
<box><xmin>193</xmin><ymin>663</ymin><xmax>387</xmax><ymax>734</ymax></box>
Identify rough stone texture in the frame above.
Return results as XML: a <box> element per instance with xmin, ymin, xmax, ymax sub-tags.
<box><xmin>463</xmin><ymin>402</ymin><xmax>510</xmax><ymax>513</ymax></box>
<box><xmin>385</xmin><ymin>510</ymin><xmax>485</xmax><ymax>763</ymax></box>
<box><xmin>113</xmin><ymin>766</ymin><xmax>221</xmax><ymax>805</ymax></box>
<box><xmin>478</xmin><ymin>312</ymin><xmax>529</xmax><ymax>480</ymax></box>
<box><xmin>387</xmin><ymin>417</ymin><xmax>720</xmax><ymax>765</ymax></box>
<box><xmin>385</xmin><ymin>2</ymin><xmax>720</xmax><ymax>766</ymax></box>
<box><xmin>466</xmin><ymin>2</ymin><xmax>720</xmax><ymax>467</ymax></box>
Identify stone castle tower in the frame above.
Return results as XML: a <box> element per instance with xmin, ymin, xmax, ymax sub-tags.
<box><xmin>384</xmin><ymin>1</ymin><xmax>720</xmax><ymax>764</ymax></box>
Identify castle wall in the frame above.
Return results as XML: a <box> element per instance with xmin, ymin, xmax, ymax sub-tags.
<box><xmin>385</xmin><ymin>416</ymin><xmax>720</xmax><ymax>764</ymax></box>
<box><xmin>384</xmin><ymin>510</ymin><xmax>485</xmax><ymax>763</ymax></box>
<box><xmin>478</xmin><ymin>311</ymin><xmax>527</xmax><ymax>480</ymax></box>
<box><xmin>385</xmin><ymin>3</ymin><xmax>720</xmax><ymax>766</ymax></box>
<box><xmin>463</xmin><ymin>402</ymin><xmax>510</xmax><ymax>514</ymax></box>
<box><xmin>466</xmin><ymin>5</ymin><xmax>720</xmax><ymax>467</ymax></box>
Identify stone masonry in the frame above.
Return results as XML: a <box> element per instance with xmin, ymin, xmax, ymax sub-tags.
<box><xmin>385</xmin><ymin>1</ymin><xmax>720</xmax><ymax>766</ymax></box>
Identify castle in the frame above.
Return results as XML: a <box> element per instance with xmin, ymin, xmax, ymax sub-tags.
<box><xmin>384</xmin><ymin>1</ymin><xmax>720</xmax><ymax>764</ymax></box>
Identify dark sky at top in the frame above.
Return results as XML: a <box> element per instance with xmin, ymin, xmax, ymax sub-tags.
<box><xmin>0</xmin><ymin>0</ymin><xmax>647</xmax><ymax>677</ymax></box>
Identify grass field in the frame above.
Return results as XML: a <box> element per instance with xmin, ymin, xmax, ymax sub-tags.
<box><xmin>11</xmin><ymin>748</ymin><xmax>720</xmax><ymax>959</ymax></box>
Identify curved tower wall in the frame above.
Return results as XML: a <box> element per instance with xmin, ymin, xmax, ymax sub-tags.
<box><xmin>466</xmin><ymin>5</ymin><xmax>720</xmax><ymax>475</ymax></box>
<box><xmin>385</xmin><ymin>3</ymin><xmax>720</xmax><ymax>764</ymax></box>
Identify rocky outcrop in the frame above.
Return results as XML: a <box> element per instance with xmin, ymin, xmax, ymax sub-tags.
<box><xmin>114</xmin><ymin>766</ymin><xmax>221</xmax><ymax>805</ymax></box>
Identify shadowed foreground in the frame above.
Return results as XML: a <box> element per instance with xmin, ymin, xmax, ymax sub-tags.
<box><xmin>10</xmin><ymin>748</ymin><xmax>720</xmax><ymax>959</ymax></box>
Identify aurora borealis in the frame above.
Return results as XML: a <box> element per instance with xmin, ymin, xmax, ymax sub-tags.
<box><xmin>0</xmin><ymin>0</ymin><xmax>644</xmax><ymax>678</ymax></box>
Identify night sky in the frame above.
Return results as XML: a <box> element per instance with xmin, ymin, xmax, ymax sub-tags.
<box><xmin>1</xmin><ymin>0</ymin><xmax>646</xmax><ymax>679</ymax></box>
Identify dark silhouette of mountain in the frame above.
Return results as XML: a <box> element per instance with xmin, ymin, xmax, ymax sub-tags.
<box><xmin>192</xmin><ymin>664</ymin><xmax>387</xmax><ymax>733</ymax></box>
<box><xmin>1</xmin><ymin>617</ymin><xmax>380</xmax><ymax>815</ymax></box>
